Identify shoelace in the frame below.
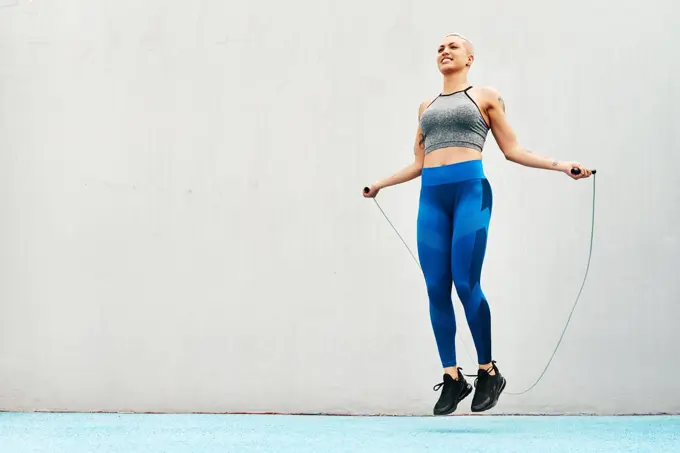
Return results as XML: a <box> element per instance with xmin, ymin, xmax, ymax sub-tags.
<box><xmin>432</xmin><ymin>368</ymin><xmax>467</xmax><ymax>392</ymax></box>
<box><xmin>466</xmin><ymin>361</ymin><xmax>497</xmax><ymax>388</ymax></box>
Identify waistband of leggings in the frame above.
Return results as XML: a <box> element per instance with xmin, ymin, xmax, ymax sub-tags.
<box><xmin>421</xmin><ymin>159</ymin><xmax>486</xmax><ymax>186</ymax></box>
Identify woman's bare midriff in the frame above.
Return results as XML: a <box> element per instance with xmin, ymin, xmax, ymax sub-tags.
<box><xmin>423</xmin><ymin>146</ymin><xmax>482</xmax><ymax>168</ymax></box>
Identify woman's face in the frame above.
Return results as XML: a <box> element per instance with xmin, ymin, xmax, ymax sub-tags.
<box><xmin>437</xmin><ymin>35</ymin><xmax>473</xmax><ymax>74</ymax></box>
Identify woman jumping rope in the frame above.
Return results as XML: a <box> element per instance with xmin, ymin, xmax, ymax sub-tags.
<box><xmin>362</xmin><ymin>33</ymin><xmax>593</xmax><ymax>415</ymax></box>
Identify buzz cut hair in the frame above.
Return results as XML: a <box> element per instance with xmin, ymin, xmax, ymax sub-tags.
<box><xmin>444</xmin><ymin>33</ymin><xmax>472</xmax><ymax>45</ymax></box>
<box><xmin>444</xmin><ymin>33</ymin><xmax>474</xmax><ymax>53</ymax></box>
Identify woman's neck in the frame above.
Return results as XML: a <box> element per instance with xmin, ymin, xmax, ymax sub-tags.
<box><xmin>442</xmin><ymin>72</ymin><xmax>470</xmax><ymax>94</ymax></box>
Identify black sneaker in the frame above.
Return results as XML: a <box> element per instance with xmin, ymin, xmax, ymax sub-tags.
<box><xmin>470</xmin><ymin>361</ymin><xmax>506</xmax><ymax>412</ymax></box>
<box><xmin>432</xmin><ymin>370</ymin><xmax>473</xmax><ymax>416</ymax></box>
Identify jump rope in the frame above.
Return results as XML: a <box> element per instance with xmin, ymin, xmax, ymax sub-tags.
<box><xmin>364</xmin><ymin>166</ymin><xmax>597</xmax><ymax>396</ymax></box>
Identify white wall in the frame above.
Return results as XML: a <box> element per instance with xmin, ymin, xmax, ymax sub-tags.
<box><xmin>1</xmin><ymin>0</ymin><xmax>678</xmax><ymax>415</ymax></box>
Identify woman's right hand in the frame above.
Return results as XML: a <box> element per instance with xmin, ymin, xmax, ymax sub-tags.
<box><xmin>560</xmin><ymin>161</ymin><xmax>593</xmax><ymax>180</ymax></box>
<box><xmin>362</xmin><ymin>184</ymin><xmax>380</xmax><ymax>198</ymax></box>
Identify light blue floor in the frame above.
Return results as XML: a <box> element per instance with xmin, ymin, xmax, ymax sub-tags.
<box><xmin>0</xmin><ymin>413</ymin><xmax>678</xmax><ymax>452</ymax></box>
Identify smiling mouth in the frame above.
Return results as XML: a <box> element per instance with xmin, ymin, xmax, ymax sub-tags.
<box><xmin>441</xmin><ymin>58</ymin><xmax>452</xmax><ymax>64</ymax></box>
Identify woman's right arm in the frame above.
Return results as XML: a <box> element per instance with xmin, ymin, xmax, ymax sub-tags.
<box><xmin>363</xmin><ymin>101</ymin><xmax>428</xmax><ymax>198</ymax></box>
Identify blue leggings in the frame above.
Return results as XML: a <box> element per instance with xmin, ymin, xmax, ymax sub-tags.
<box><xmin>417</xmin><ymin>160</ymin><xmax>493</xmax><ymax>368</ymax></box>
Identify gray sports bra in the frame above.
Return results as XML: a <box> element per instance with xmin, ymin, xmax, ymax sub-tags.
<box><xmin>419</xmin><ymin>86</ymin><xmax>490</xmax><ymax>154</ymax></box>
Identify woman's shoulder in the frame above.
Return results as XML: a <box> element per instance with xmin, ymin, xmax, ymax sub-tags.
<box><xmin>418</xmin><ymin>96</ymin><xmax>439</xmax><ymax>117</ymax></box>
<box><xmin>469</xmin><ymin>85</ymin><xmax>505</xmax><ymax>112</ymax></box>
<box><xmin>470</xmin><ymin>85</ymin><xmax>501</xmax><ymax>100</ymax></box>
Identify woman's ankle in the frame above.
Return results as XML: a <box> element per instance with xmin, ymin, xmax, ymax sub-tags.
<box><xmin>479</xmin><ymin>362</ymin><xmax>496</xmax><ymax>376</ymax></box>
<box><xmin>444</xmin><ymin>366</ymin><xmax>459</xmax><ymax>379</ymax></box>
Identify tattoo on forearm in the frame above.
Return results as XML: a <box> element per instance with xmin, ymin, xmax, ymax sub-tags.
<box><xmin>498</xmin><ymin>96</ymin><xmax>505</xmax><ymax>112</ymax></box>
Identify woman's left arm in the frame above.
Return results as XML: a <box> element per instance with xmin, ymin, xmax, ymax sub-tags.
<box><xmin>482</xmin><ymin>87</ymin><xmax>592</xmax><ymax>180</ymax></box>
